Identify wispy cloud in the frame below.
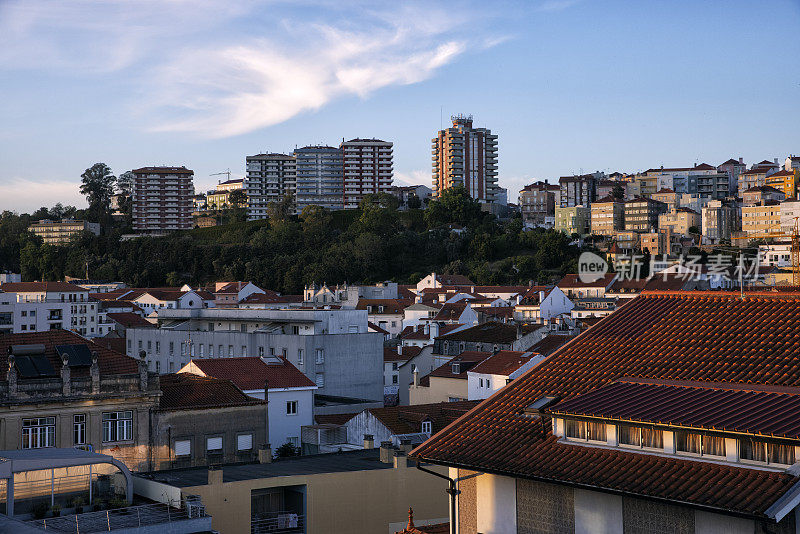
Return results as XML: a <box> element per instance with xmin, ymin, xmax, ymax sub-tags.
<box><xmin>0</xmin><ymin>178</ymin><xmax>86</xmax><ymax>213</ymax></box>
<box><xmin>394</xmin><ymin>170</ymin><xmax>430</xmax><ymax>187</ymax></box>
<box><xmin>0</xmin><ymin>1</ymin><xmax>499</xmax><ymax>138</ymax></box>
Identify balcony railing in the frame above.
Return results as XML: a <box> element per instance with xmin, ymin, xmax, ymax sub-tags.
<box><xmin>27</xmin><ymin>502</ymin><xmax>208</xmax><ymax>533</ymax></box>
<box><xmin>251</xmin><ymin>511</ymin><xmax>305</xmax><ymax>534</ymax></box>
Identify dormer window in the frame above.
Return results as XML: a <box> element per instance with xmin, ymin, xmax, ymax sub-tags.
<box><xmin>422</xmin><ymin>421</ymin><xmax>432</xmax><ymax>434</ymax></box>
<box><xmin>451</xmin><ymin>362</ymin><xmax>460</xmax><ymax>374</ymax></box>
<box><xmin>676</xmin><ymin>431</ymin><xmax>724</xmax><ymax>457</ymax></box>
<box><xmin>565</xmin><ymin>419</ymin><xmax>606</xmax><ymax>443</ymax></box>
<box><xmin>619</xmin><ymin>424</ymin><xmax>663</xmax><ymax>449</ymax></box>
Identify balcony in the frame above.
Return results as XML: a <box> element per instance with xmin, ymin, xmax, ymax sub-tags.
<box><xmin>24</xmin><ymin>502</ymin><xmax>211</xmax><ymax>533</ymax></box>
<box><xmin>251</xmin><ymin>511</ymin><xmax>305</xmax><ymax>533</ymax></box>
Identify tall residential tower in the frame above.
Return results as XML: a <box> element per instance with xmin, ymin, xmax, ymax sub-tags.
<box><xmin>341</xmin><ymin>138</ymin><xmax>393</xmax><ymax>209</ymax></box>
<box><xmin>245</xmin><ymin>153</ymin><xmax>297</xmax><ymax>220</ymax></box>
<box><xmin>431</xmin><ymin>115</ymin><xmax>498</xmax><ymax>202</ymax></box>
<box><xmin>131</xmin><ymin>166</ymin><xmax>194</xmax><ymax>235</ymax></box>
<box><xmin>294</xmin><ymin>146</ymin><xmax>344</xmax><ymax>213</ymax></box>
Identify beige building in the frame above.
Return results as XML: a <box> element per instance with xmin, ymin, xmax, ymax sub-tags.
<box><xmin>0</xmin><ymin>330</ymin><xmax>159</xmax><ymax>472</ymax></box>
<box><xmin>555</xmin><ymin>205</ymin><xmax>590</xmax><ymax>235</ymax></box>
<box><xmin>590</xmin><ymin>197</ymin><xmax>625</xmax><ymax>236</ymax></box>
<box><xmin>657</xmin><ymin>207</ymin><xmax>701</xmax><ymax>236</ymax></box>
<box><xmin>432</xmin><ymin>114</ymin><xmax>499</xmax><ymax>202</ymax></box>
<box><xmin>28</xmin><ymin>219</ymin><xmax>100</xmax><ymax>245</ymax></box>
<box><xmin>135</xmin><ymin>447</ymin><xmax>449</xmax><ymax>534</ymax></box>
<box><xmin>651</xmin><ymin>188</ymin><xmax>678</xmax><ymax>210</ymax></box>
<box><xmin>641</xmin><ymin>232</ymin><xmax>668</xmax><ymax>256</ymax></box>
<box><xmin>742</xmin><ymin>201</ymin><xmax>781</xmax><ymax>236</ymax></box>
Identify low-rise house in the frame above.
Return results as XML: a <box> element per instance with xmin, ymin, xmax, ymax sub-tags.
<box><xmin>513</xmin><ymin>286</ymin><xmax>573</xmax><ymax>322</ymax></box>
<box><xmin>384</xmin><ymin>346</ymin><xmax>421</xmax><ymax>406</ymax></box>
<box><xmin>570</xmin><ymin>296</ymin><xmax>619</xmax><ymax>319</ymax></box>
<box><xmin>519</xmin><ymin>181</ymin><xmax>558</xmax><ymax>226</ymax></box>
<box><xmin>467</xmin><ymin>350</ymin><xmax>543</xmax><ymax>400</ymax></box>
<box><xmin>401</xmin><ymin>302</ymin><xmax>438</xmax><ymax>329</ymax></box>
<box><xmin>765</xmin><ymin>170</ymin><xmax>797</xmax><ymax>199</ymax></box>
<box><xmin>556</xmin><ymin>273</ymin><xmax>616</xmax><ymax>298</ymax></box>
<box><xmin>415</xmin><ymin>273</ymin><xmax>474</xmax><ymax>292</ymax></box>
<box><xmin>212</xmin><ymin>281</ymin><xmax>265</xmax><ymax>308</ymax></box>
<box><xmin>356</xmin><ymin>299</ymin><xmax>407</xmax><ymax>336</ymax></box>
<box><xmin>742</xmin><ymin>185</ymin><xmax>785</xmax><ymax>206</ymax></box>
<box><xmin>0</xmin><ymin>330</ymin><xmax>160</xmax><ymax>471</ymax></box>
<box><xmin>658</xmin><ymin>207</ymin><xmax>701</xmax><ymax>236</ymax></box>
<box><xmin>555</xmin><ymin>205</ymin><xmax>590</xmax><ymax>235</ymax></box>
<box><xmin>0</xmin><ymin>282</ymin><xmax>99</xmax><ymax>337</ymax></box>
<box><xmin>177</xmin><ymin>356</ymin><xmax>316</xmax><ymax>450</ymax></box>
<box><xmin>397</xmin><ymin>345</ymin><xmax>438</xmax><ymax>406</ymax></box>
<box><xmin>151</xmin><ymin>373</ymin><xmax>268</xmax><ymax>470</ymax></box>
<box><xmin>409</xmin><ymin>351</ymin><xmax>491</xmax><ymax>404</ymax></box>
<box><xmin>431</xmin><ymin>301</ymin><xmax>479</xmax><ymax>325</ymax></box>
<box><xmin>432</xmin><ymin>322</ymin><xmax>546</xmax><ymax>363</ymax></box>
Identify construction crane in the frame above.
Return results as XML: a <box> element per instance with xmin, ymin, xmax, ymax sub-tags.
<box><xmin>732</xmin><ymin>217</ymin><xmax>800</xmax><ymax>286</ymax></box>
<box><xmin>210</xmin><ymin>169</ymin><xmax>231</xmax><ymax>182</ymax></box>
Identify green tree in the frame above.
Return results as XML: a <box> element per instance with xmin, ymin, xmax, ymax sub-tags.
<box><xmin>611</xmin><ymin>184</ymin><xmax>625</xmax><ymax>200</ymax></box>
<box><xmin>80</xmin><ymin>163</ymin><xmax>116</xmax><ymax>223</ymax></box>
<box><xmin>268</xmin><ymin>194</ymin><xmax>295</xmax><ymax>221</ymax></box>
<box><xmin>228</xmin><ymin>189</ymin><xmax>247</xmax><ymax>208</ymax></box>
<box><xmin>116</xmin><ymin>171</ymin><xmax>134</xmax><ymax>197</ymax></box>
<box><xmin>424</xmin><ymin>186</ymin><xmax>483</xmax><ymax>228</ymax></box>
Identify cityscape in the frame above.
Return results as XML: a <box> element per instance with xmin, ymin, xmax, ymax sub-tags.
<box><xmin>1</xmin><ymin>1</ymin><xmax>800</xmax><ymax>534</ymax></box>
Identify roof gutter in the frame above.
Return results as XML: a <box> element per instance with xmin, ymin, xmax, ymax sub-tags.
<box><xmin>415</xmin><ymin>462</ymin><xmax>459</xmax><ymax>534</ymax></box>
<box><xmin>411</xmin><ymin>456</ymin><xmax>784</xmax><ymax>523</ymax></box>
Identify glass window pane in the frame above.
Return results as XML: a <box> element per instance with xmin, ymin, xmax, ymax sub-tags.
<box><xmin>587</xmin><ymin>422</ymin><xmax>606</xmax><ymax>442</ymax></box>
<box><xmin>641</xmin><ymin>428</ymin><xmax>663</xmax><ymax>449</ymax></box>
<box><xmin>676</xmin><ymin>431</ymin><xmax>702</xmax><ymax>454</ymax></box>
<box><xmin>618</xmin><ymin>425</ymin><xmax>640</xmax><ymax>446</ymax></box>
<box><xmin>769</xmin><ymin>443</ymin><xmax>795</xmax><ymax>465</ymax></box>
<box><xmin>704</xmin><ymin>435</ymin><xmax>725</xmax><ymax>457</ymax></box>
<box><xmin>565</xmin><ymin>419</ymin><xmax>585</xmax><ymax>439</ymax></box>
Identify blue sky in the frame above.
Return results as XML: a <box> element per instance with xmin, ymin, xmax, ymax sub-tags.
<box><xmin>1</xmin><ymin>0</ymin><xmax>798</xmax><ymax>212</ymax></box>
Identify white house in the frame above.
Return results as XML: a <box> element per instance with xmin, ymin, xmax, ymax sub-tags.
<box><xmin>415</xmin><ymin>273</ymin><xmax>474</xmax><ymax>292</ymax></box>
<box><xmin>212</xmin><ymin>281</ymin><xmax>265</xmax><ymax>308</ymax></box>
<box><xmin>130</xmin><ymin>289</ymin><xmax>209</xmax><ymax>315</ymax></box>
<box><xmin>179</xmin><ymin>356</ymin><xmax>317</xmax><ymax>450</ymax></box>
<box><xmin>356</xmin><ymin>298</ymin><xmax>406</xmax><ymax>337</ymax></box>
<box><xmin>0</xmin><ymin>281</ymin><xmax>99</xmax><ymax>337</ymax></box>
<box><xmin>402</xmin><ymin>303</ymin><xmax>438</xmax><ymax>330</ymax></box>
<box><xmin>467</xmin><ymin>350</ymin><xmax>545</xmax><ymax>401</ymax></box>
<box><xmin>513</xmin><ymin>286</ymin><xmax>574</xmax><ymax>322</ymax></box>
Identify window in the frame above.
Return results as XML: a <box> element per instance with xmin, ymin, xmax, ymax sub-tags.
<box><xmin>422</xmin><ymin>421</ymin><xmax>432</xmax><ymax>434</ymax></box>
<box><xmin>315</xmin><ymin>373</ymin><xmax>324</xmax><ymax>387</ymax></box>
<box><xmin>704</xmin><ymin>435</ymin><xmax>725</xmax><ymax>457</ymax></box>
<box><xmin>479</xmin><ymin>378</ymin><xmax>484</xmax><ymax>388</ymax></box>
<box><xmin>565</xmin><ymin>419</ymin><xmax>586</xmax><ymax>440</ymax></box>
<box><xmin>769</xmin><ymin>443</ymin><xmax>795</xmax><ymax>465</ymax></box>
<box><xmin>218</xmin><ymin>345</ymin><xmax>223</xmax><ymax>357</ymax></box>
<box><xmin>392</xmin><ymin>375</ymin><xmax>398</xmax><ymax>384</ymax></box>
<box><xmin>237</xmin><ymin>434</ymin><xmax>253</xmax><ymax>451</ymax></box>
<box><xmin>641</xmin><ymin>427</ymin><xmax>663</xmax><ymax>449</ymax></box>
<box><xmin>618</xmin><ymin>424</ymin><xmax>640</xmax><ymax>446</ymax></box>
<box><xmin>23</xmin><ymin>417</ymin><xmax>55</xmax><ymax>449</ymax></box>
<box><xmin>286</xmin><ymin>401</ymin><xmax>298</xmax><ymax>415</ymax></box>
<box><xmin>206</xmin><ymin>437</ymin><xmax>223</xmax><ymax>452</ymax></box>
<box><xmin>315</xmin><ymin>349</ymin><xmax>324</xmax><ymax>364</ymax></box>
<box><xmin>269</xmin><ymin>347</ymin><xmax>275</xmax><ymax>356</ymax></box>
<box><xmin>208</xmin><ymin>345</ymin><xmax>213</xmax><ymax>357</ymax></box>
<box><xmin>258</xmin><ymin>347</ymin><xmax>264</xmax><ymax>358</ymax></box>
<box><xmin>282</xmin><ymin>348</ymin><xmax>287</xmax><ymax>358</ymax></box>
<box><xmin>228</xmin><ymin>345</ymin><xmax>234</xmax><ymax>357</ymax></box>
<box><xmin>587</xmin><ymin>421</ymin><xmax>606</xmax><ymax>442</ymax></box>
<box><xmin>675</xmin><ymin>431</ymin><xmax>702</xmax><ymax>455</ymax></box>
<box><xmin>242</xmin><ymin>345</ymin><xmax>248</xmax><ymax>357</ymax></box>
<box><xmin>175</xmin><ymin>440</ymin><xmax>191</xmax><ymax>457</ymax></box>
<box><xmin>102</xmin><ymin>411</ymin><xmax>133</xmax><ymax>442</ymax></box>
<box><xmin>155</xmin><ymin>361</ymin><xmax>160</xmax><ymax>373</ymax></box>
<box><xmin>298</xmin><ymin>349</ymin><xmax>304</xmax><ymax>365</ymax></box>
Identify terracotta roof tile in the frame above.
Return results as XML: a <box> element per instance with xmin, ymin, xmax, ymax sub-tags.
<box><xmin>185</xmin><ymin>356</ymin><xmax>315</xmax><ymax>390</ymax></box>
<box><xmin>557</xmin><ymin>273</ymin><xmax>616</xmax><ymax>289</ymax></box>
<box><xmin>438</xmin><ymin>322</ymin><xmax>519</xmax><ymax>344</ymax></box>
<box><xmin>411</xmin><ymin>292</ymin><xmax>800</xmax><ymax>518</ymax></box>
<box><xmin>469</xmin><ymin>351</ymin><xmax>534</xmax><ymax>376</ymax></box>
<box><xmin>367</xmin><ymin>401</ymin><xmax>479</xmax><ymax>435</ymax></box>
<box><xmin>384</xmin><ymin>346</ymin><xmax>422</xmax><ymax>362</ymax></box>
<box><xmin>158</xmin><ymin>373</ymin><xmax>265</xmax><ymax>410</ymax></box>
<box><xmin>427</xmin><ymin>351</ymin><xmax>491</xmax><ymax>380</ymax></box>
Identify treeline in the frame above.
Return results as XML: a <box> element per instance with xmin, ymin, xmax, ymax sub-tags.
<box><xmin>0</xmin><ymin>187</ymin><xmax>583</xmax><ymax>293</ymax></box>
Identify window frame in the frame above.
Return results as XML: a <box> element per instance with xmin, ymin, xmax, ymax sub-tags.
<box><xmin>102</xmin><ymin>411</ymin><xmax>133</xmax><ymax>443</ymax></box>
<box><xmin>286</xmin><ymin>400</ymin><xmax>298</xmax><ymax>416</ymax></box>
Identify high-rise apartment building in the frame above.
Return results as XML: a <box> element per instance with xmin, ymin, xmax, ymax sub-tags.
<box><xmin>341</xmin><ymin>138</ymin><xmax>393</xmax><ymax>209</ymax></box>
<box><xmin>558</xmin><ymin>173</ymin><xmax>602</xmax><ymax>208</ymax></box>
<box><xmin>294</xmin><ymin>146</ymin><xmax>343</xmax><ymax>213</ymax></box>
<box><xmin>431</xmin><ymin>115</ymin><xmax>498</xmax><ymax>202</ymax></box>
<box><xmin>131</xmin><ymin>167</ymin><xmax>194</xmax><ymax>235</ymax></box>
<box><xmin>245</xmin><ymin>153</ymin><xmax>297</xmax><ymax>220</ymax></box>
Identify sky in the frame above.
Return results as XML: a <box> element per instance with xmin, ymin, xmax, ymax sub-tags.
<box><xmin>0</xmin><ymin>0</ymin><xmax>799</xmax><ymax>212</ymax></box>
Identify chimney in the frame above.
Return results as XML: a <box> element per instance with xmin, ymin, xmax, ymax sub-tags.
<box><xmin>90</xmin><ymin>351</ymin><xmax>100</xmax><ymax>395</ymax></box>
<box><xmin>400</xmin><ymin>438</ymin><xmax>413</xmax><ymax>455</ymax></box>
<box><xmin>413</xmin><ymin>368</ymin><xmax>419</xmax><ymax>387</ymax></box>
<box><xmin>775</xmin><ymin>158</ymin><xmax>779</xmax><ymax>165</ymax></box>
<box><xmin>379</xmin><ymin>441</ymin><xmax>394</xmax><ymax>463</ymax></box>
<box><xmin>138</xmin><ymin>355</ymin><xmax>148</xmax><ymax>391</ymax></box>
<box><xmin>393</xmin><ymin>450</ymin><xmax>407</xmax><ymax>469</ymax></box>
<box><xmin>739</xmin><ymin>157</ymin><xmax>744</xmax><ymax>164</ymax></box>
<box><xmin>430</xmin><ymin>322</ymin><xmax>439</xmax><ymax>339</ymax></box>
<box><xmin>60</xmin><ymin>352</ymin><xmax>70</xmax><ymax>396</ymax></box>
<box><xmin>397</xmin><ymin>344</ymin><xmax>402</xmax><ymax>356</ymax></box>
<box><xmin>207</xmin><ymin>467</ymin><xmax>223</xmax><ymax>485</ymax></box>
<box><xmin>259</xmin><ymin>444</ymin><xmax>273</xmax><ymax>463</ymax></box>
<box><xmin>539</xmin><ymin>290</ymin><xmax>545</xmax><ymax>303</ymax></box>
<box><xmin>363</xmin><ymin>434</ymin><xmax>374</xmax><ymax>449</ymax></box>
<box><xmin>424</xmin><ymin>323</ymin><xmax>429</xmax><ymax>335</ymax></box>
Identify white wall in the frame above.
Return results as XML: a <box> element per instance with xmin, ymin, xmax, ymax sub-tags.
<box><xmin>694</xmin><ymin>511</ymin><xmax>753</xmax><ymax>534</ymax></box>
<box><xmin>246</xmin><ymin>387</ymin><xmax>314</xmax><ymax>448</ymax></box>
<box><xmin>574</xmin><ymin>489</ymin><xmax>623</xmax><ymax>534</ymax></box>
<box><xmin>476</xmin><ymin>474</ymin><xmax>517</xmax><ymax>534</ymax></box>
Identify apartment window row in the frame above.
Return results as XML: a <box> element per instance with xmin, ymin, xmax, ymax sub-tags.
<box><xmin>22</xmin><ymin>412</ymin><xmax>132</xmax><ymax>449</ymax></box>
<box><xmin>562</xmin><ymin>418</ymin><xmax>796</xmax><ymax>467</ymax></box>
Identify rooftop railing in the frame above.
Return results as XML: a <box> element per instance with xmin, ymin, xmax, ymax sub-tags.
<box><xmin>27</xmin><ymin>502</ymin><xmax>207</xmax><ymax>533</ymax></box>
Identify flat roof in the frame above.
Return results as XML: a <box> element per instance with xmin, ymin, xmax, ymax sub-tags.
<box><xmin>137</xmin><ymin>449</ymin><xmax>393</xmax><ymax>488</ymax></box>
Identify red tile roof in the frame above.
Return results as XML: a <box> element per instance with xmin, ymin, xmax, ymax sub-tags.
<box><xmin>432</xmin><ymin>302</ymin><xmax>469</xmax><ymax>321</ymax></box>
<box><xmin>469</xmin><ymin>351</ymin><xmax>534</xmax><ymax>376</ymax></box>
<box><xmin>550</xmin><ymin>378</ymin><xmax>800</xmax><ymax>439</ymax></box>
<box><xmin>367</xmin><ymin>401</ymin><xmax>478</xmax><ymax>435</ymax></box>
<box><xmin>184</xmin><ymin>356</ymin><xmax>315</xmax><ymax>390</ymax></box>
<box><xmin>0</xmin><ymin>330</ymin><xmax>139</xmax><ymax>377</ymax></box>
<box><xmin>384</xmin><ymin>346</ymin><xmax>422</xmax><ymax>362</ymax></box>
<box><xmin>158</xmin><ymin>373</ymin><xmax>266</xmax><ymax>410</ymax></box>
<box><xmin>427</xmin><ymin>351</ymin><xmax>491</xmax><ymax>380</ymax></box>
<box><xmin>526</xmin><ymin>334</ymin><xmax>571</xmax><ymax>356</ymax></box>
<box><xmin>556</xmin><ymin>273</ymin><xmax>616</xmax><ymax>289</ymax></box>
<box><xmin>438</xmin><ymin>322</ymin><xmax>519</xmax><ymax>344</ymax></box>
<box><xmin>0</xmin><ymin>282</ymin><xmax>88</xmax><ymax>293</ymax></box>
<box><xmin>106</xmin><ymin>312</ymin><xmax>153</xmax><ymax>329</ymax></box>
<box><xmin>356</xmin><ymin>298</ymin><xmax>409</xmax><ymax>315</ymax></box>
<box><xmin>411</xmin><ymin>292</ymin><xmax>800</xmax><ymax>518</ymax></box>
<box><xmin>368</xmin><ymin>321</ymin><xmax>390</xmax><ymax>335</ymax></box>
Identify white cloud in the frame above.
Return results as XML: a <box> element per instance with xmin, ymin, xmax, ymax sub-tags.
<box><xmin>0</xmin><ymin>178</ymin><xmax>85</xmax><ymax>213</ymax></box>
<box><xmin>147</xmin><ymin>8</ymin><xmax>473</xmax><ymax>138</ymax></box>
<box><xmin>394</xmin><ymin>170</ymin><xmax>430</xmax><ymax>187</ymax></box>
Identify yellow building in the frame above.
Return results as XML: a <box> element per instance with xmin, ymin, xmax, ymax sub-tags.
<box><xmin>134</xmin><ymin>447</ymin><xmax>449</xmax><ymax>534</ymax></box>
<box><xmin>742</xmin><ymin>201</ymin><xmax>781</xmax><ymax>236</ymax></box>
<box><xmin>29</xmin><ymin>219</ymin><xmax>100</xmax><ymax>245</ymax></box>
<box><xmin>657</xmin><ymin>207</ymin><xmax>701</xmax><ymax>236</ymax></box>
<box><xmin>590</xmin><ymin>197</ymin><xmax>625</xmax><ymax>236</ymax></box>
<box><xmin>555</xmin><ymin>205</ymin><xmax>590</xmax><ymax>235</ymax></box>
<box><xmin>765</xmin><ymin>169</ymin><xmax>798</xmax><ymax>199</ymax></box>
